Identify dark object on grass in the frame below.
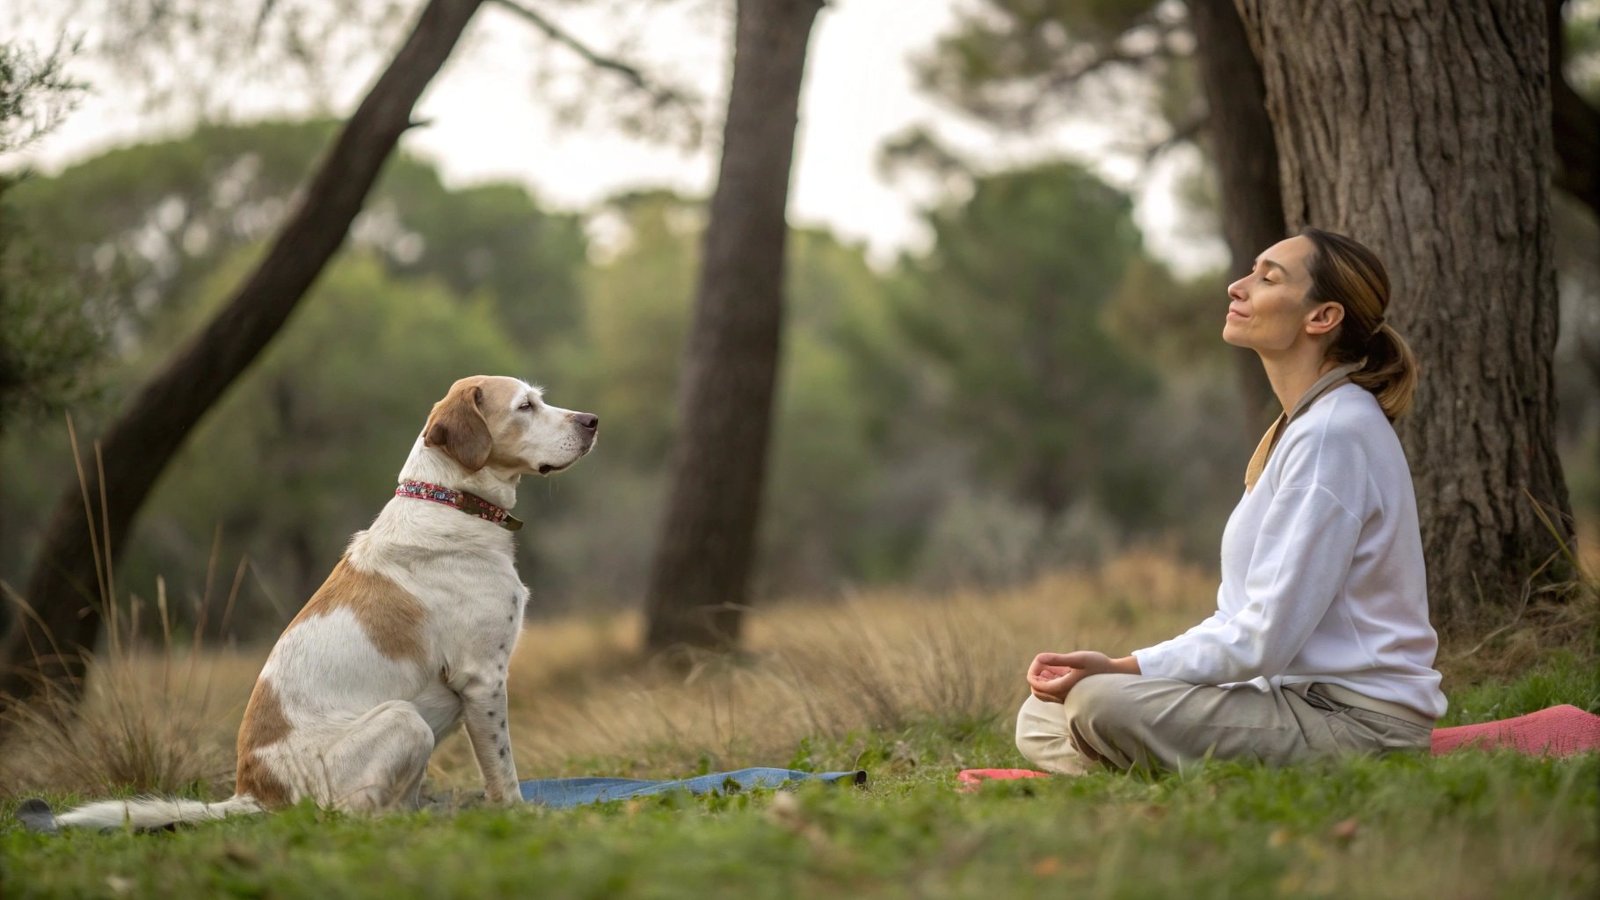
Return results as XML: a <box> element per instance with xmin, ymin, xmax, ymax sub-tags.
<box><xmin>16</xmin><ymin>798</ymin><xmax>58</xmax><ymax>834</ymax></box>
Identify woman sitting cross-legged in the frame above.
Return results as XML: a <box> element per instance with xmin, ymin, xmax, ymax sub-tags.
<box><xmin>1016</xmin><ymin>227</ymin><xmax>1445</xmax><ymax>775</ymax></box>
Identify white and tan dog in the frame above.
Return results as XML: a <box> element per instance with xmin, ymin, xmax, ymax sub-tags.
<box><xmin>27</xmin><ymin>376</ymin><xmax>597</xmax><ymax>830</ymax></box>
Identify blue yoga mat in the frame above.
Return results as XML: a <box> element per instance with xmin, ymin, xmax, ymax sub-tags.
<box><xmin>519</xmin><ymin>767</ymin><xmax>867</xmax><ymax>809</ymax></box>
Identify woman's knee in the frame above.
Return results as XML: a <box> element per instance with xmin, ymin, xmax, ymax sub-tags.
<box><xmin>1015</xmin><ymin>695</ymin><xmax>1088</xmax><ymax>774</ymax></box>
<box><xmin>1015</xmin><ymin>695</ymin><xmax>1065</xmax><ymax>749</ymax></box>
<box><xmin>1059</xmin><ymin>674</ymin><xmax>1145</xmax><ymax>767</ymax></box>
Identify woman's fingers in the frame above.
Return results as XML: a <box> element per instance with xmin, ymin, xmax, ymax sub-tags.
<box><xmin>1032</xmin><ymin>652</ymin><xmax>1078</xmax><ymax>668</ymax></box>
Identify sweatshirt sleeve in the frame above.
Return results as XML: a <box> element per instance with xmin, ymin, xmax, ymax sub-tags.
<box><xmin>1133</xmin><ymin>422</ymin><xmax>1366</xmax><ymax>684</ymax></box>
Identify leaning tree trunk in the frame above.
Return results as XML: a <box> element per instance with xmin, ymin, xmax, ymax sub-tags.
<box><xmin>1186</xmin><ymin>0</ymin><xmax>1280</xmax><ymax>430</ymax></box>
<box><xmin>1235</xmin><ymin>0</ymin><xmax>1573</xmax><ymax>627</ymax></box>
<box><xmin>643</xmin><ymin>0</ymin><xmax>824</xmax><ymax>655</ymax></box>
<box><xmin>0</xmin><ymin>0</ymin><xmax>485</xmax><ymax>716</ymax></box>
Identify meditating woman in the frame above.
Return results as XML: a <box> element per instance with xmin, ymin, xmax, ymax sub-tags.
<box><xmin>1016</xmin><ymin>228</ymin><xmax>1445</xmax><ymax>774</ymax></box>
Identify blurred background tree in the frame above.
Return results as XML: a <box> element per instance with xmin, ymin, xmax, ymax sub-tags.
<box><xmin>894</xmin><ymin>162</ymin><xmax>1154</xmax><ymax>525</ymax></box>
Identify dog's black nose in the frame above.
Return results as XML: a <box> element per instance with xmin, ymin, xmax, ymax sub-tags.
<box><xmin>575</xmin><ymin>413</ymin><xmax>599</xmax><ymax>431</ymax></box>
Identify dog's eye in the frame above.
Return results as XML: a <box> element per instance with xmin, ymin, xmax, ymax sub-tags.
<box><xmin>518</xmin><ymin>401</ymin><xmax>536</xmax><ymax>412</ymax></box>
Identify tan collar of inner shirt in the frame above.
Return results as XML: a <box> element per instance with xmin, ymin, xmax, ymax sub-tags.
<box><xmin>1243</xmin><ymin>362</ymin><xmax>1365</xmax><ymax>493</ymax></box>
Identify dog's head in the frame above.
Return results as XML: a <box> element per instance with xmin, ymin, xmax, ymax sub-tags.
<box><xmin>423</xmin><ymin>376</ymin><xmax>597</xmax><ymax>476</ymax></box>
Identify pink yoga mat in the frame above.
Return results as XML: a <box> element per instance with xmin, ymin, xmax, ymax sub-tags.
<box><xmin>1429</xmin><ymin>704</ymin><xmax>1600</xmax><ymax>757</ymax></box>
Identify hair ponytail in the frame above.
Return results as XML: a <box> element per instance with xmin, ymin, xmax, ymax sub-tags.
<box><xmin>1299</xmin><ymin>227</ymin><xmax>1418</xmax><ymax>422</ymax></box>
<box><xmin>1347</xmin><ymin>322</ymin><xmax>1418</xmax><ymax>421</ymax></box>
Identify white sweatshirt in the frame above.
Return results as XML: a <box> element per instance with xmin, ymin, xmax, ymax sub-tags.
<box><xmin>1133</xmin><ymin>381</ymin><xmax>1447</xmax><ymax>720</ymax></box>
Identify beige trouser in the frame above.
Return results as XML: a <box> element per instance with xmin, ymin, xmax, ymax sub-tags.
<box><xmin>1015</xmin><ymin>675</ymin><xmax>1433</xmax><ymax>775</ymax></box>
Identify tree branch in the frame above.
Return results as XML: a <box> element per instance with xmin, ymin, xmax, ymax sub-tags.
<box><xmin>489</xmin><ymin>0</ymin><xmax>701</xmax><ymax>119</ymax></box>
<box><xmin>1043</xmin><ymin>41</ymin><xmax>1174</xmax><ymax>96</ymax></box>
<box><xmin>1145</xmin><ymin>111</ymin><xmax>1208</xmax><ymax>162</ymax></box>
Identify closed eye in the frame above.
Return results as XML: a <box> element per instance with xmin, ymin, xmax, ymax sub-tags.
<box><xmin>518</xmin><ymin>400</ymin><xmax>539</xmax><ymax>412</ymax></box>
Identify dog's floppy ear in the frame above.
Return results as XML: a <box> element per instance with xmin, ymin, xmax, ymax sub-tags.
<box><xmin>424</xmin><ymin>380</ymin><xmax>492</xmax><ymax>472</ymax></box>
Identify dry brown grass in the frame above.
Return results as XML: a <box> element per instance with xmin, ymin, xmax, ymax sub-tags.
<box><xmin>1</xmin><ymin>548</ymin><xmax>1218</xmax><ymax>799</ymax></box>
<box><xmin>8</xmin><ymin>528</ymin><xmax>1592</xmax><ymax>801</ymax></box>
<box><xmin>1434</xmin><ymin>517</ymin><xmax>1600</xmax><ymax>688</ymax></box>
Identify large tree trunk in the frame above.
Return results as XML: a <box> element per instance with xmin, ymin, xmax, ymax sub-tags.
<box><xmin>0</xmin><ymin>0</ymin><xmax>484</xmax><ymax>715</ymax></box>
<box><xmin>1185</xmin><ymin>0</ymin><xmax>1280</xmax><ymax>430</ymax></box>
<box><xmin>643</xmin><ymin>0</ymin><xmax>824</xmax><ymax>655</ymax></box>
<box><xmin>1235</xmin><ymin>0</ymin><xmax>1573</xmax><ymax>627</ymax></box>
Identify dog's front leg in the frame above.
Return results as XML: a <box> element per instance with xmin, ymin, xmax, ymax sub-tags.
<box><xmin>458</xmin><ymin>672</ymin><xmax>520</xmax><ymax>804</ymax></box>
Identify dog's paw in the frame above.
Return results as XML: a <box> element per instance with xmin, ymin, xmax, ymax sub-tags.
<box><xmin>15</xmin><ymin>798</ymin><xmax>59</xmax><ymax>835</ymax></box>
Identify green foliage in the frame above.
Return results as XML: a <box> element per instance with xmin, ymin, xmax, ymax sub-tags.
<box><xmin>365</xmin><ymin>162</ymin><xmax>587</xmax><ymax>352</ymax></box>
<box><xmin>0</xmin><ymin>38</ymin><xmax>96</xmax><ymax>434</ymax></box>
<box><xmin>762</xmin><ymin>228</ymin><xmax>901</xmax><ymax>589</ymax></box>
<box><xmin>1103</xmin><ymin>257</ymin><xmax>1230</xmax><ymax>373</ymax></box>
<box><xmin>9</xmin><ymin>120</ymin><xmax>342</xmax><ymax>345</ymax></box>
<box><xmin>0</xmin><ymin>40</ymin><xmax>83</xmax><ymax>154</ymax></box>
<box><xmin>911</xmin><ymin>0</ymin><xmax>1221</xmax><ymax>259</ymax></box>
<box><xmin>895</xmin><ymin>161</ymin><xmax>1158</xmax><ymax>524</ymax></box>
<box><xmin>566</xmin><ymin>190</ymin><xmax>701</xmax><ymax>466</ymax></box>
<box><xmin>0</xmin><ymin>174</ymin><xmax>105</xmax><ymax>434</ymax></box>
<box><xmin>918</xmin><ymin>0</ymin><xmax>1171</xmax><ymax>126</ymax></box>
<box><xmin>8</xmin><ymin>120</ymin><xmax>586</xmax><ymax>353</ymax></box>
<box><xmin>531</xmin><ymin>199</ymin><xmax>909</xmax><ymax>600</ymax></box>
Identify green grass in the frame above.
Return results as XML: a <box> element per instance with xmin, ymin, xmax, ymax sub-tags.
<box><xmin>1441</xmin><ymin>649</ymin><xmax>1600</xmax><ymax>725</ymax></box>
<box><xmin>3</xmin><ymin>668</ymin><xmax>1597</xmax><ymax>899</ymax></box>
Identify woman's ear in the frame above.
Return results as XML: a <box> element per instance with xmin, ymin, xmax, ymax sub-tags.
<box><xmin>1304</xmin><ymin>301</ymin><xmax>1345</xmax><ymax>336</ymax></box>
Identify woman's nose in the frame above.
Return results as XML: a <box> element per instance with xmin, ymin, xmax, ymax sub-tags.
<box><xmin>1226</xmin><ymin>276</ymin><xmax>1247</xmax><ymax>302</ymax></box>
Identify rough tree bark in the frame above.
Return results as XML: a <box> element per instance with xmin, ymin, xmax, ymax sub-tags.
<box><xmin>0</xmin><ymin>0</ymin><xmax>485</xmax><ymax>714</ymax></box>
<box><xmin>1235</xmin><ymin>0</ymin><xmax>1573</xmax><ymax>626</ymax></box>
<box><xmin>1186</xmin><ymin>0</ymin><xmax>1280</xmax><ymax>429</ymax></box>
<box><xmin>643</xmin><ymin>0</ymin><xmax>824</xmax><ymax>655</ymax></box>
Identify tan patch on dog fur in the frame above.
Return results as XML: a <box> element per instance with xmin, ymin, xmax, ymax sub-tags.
<box><xmin>288</xmin><ymin>558</ymin><xmax>429</xmax><ymax>662</ymax></box>
<box><xmin>236</xmin><ymin>752</ymin><xmax>291</xmax><ymax>809</ymax></box>
<box><xmin>235</xmin><ymin>680</ymin><xmax>293</xmax><ymax>808</ymax></box>
<box><xmin>424</xmin><ymin>377</ymin><xmax>493</xmax><ymax>471</ymax></box>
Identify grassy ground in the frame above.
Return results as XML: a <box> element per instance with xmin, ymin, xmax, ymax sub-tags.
<box><xmin>2</xmin><ymin>550</ymin><xmax>1597</xmax><ymax>898</ymax></box>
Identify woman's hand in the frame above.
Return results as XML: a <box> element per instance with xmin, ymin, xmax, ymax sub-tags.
<box><xmin>1026</xmin><ymin>651</ymin><xmax>1141</xmax><ymax>703</ymax></box>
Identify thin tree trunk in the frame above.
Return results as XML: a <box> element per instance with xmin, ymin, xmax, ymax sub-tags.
<box><xmin>0</xmin><ymin>0</ymin><xmax>485</xmax><ymax>715</ymax></box>
<box><xmin>1235</xmin><ymin>0</ymin><xmax>1573</xmax><ymax>627</ymax></box>
<box><xmin>1186</xmin><ymin>0</ymin><xmax>1279</xmax><ymax>430</ymax></box>
<box><xmin>643</xmin><ymin>0</ymin><xmax>824</xmax><ymax>655</ymax></box>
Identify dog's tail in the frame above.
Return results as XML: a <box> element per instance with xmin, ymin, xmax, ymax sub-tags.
<box><xmin>22</xmin><ymin>794</ymin><xmax>264</xmax><ymax>833</ymax></box>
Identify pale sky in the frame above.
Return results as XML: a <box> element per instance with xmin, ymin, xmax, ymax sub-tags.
<box><xmin>13</xmin><ymin>0</ymin><xmax>1223</xmax><ymax>272</ymax></box>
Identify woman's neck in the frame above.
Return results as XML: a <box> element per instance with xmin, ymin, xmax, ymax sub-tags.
<box><xmin>1258</xmin><ymin>344</ymin><xmax>1340</xmax><ymax>415</ymax></box>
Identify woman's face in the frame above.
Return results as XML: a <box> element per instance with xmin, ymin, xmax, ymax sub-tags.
<box><xmin>1223</xmin><ymin>235</ymin><xmax>1328</xmax><ymax>353</ymax></box>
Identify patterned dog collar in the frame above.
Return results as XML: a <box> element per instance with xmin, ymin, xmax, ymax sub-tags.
<box><xmin>395</xmin><ymin>480</ymin><xmax>523</xmax><ymax>531</ymax></box>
